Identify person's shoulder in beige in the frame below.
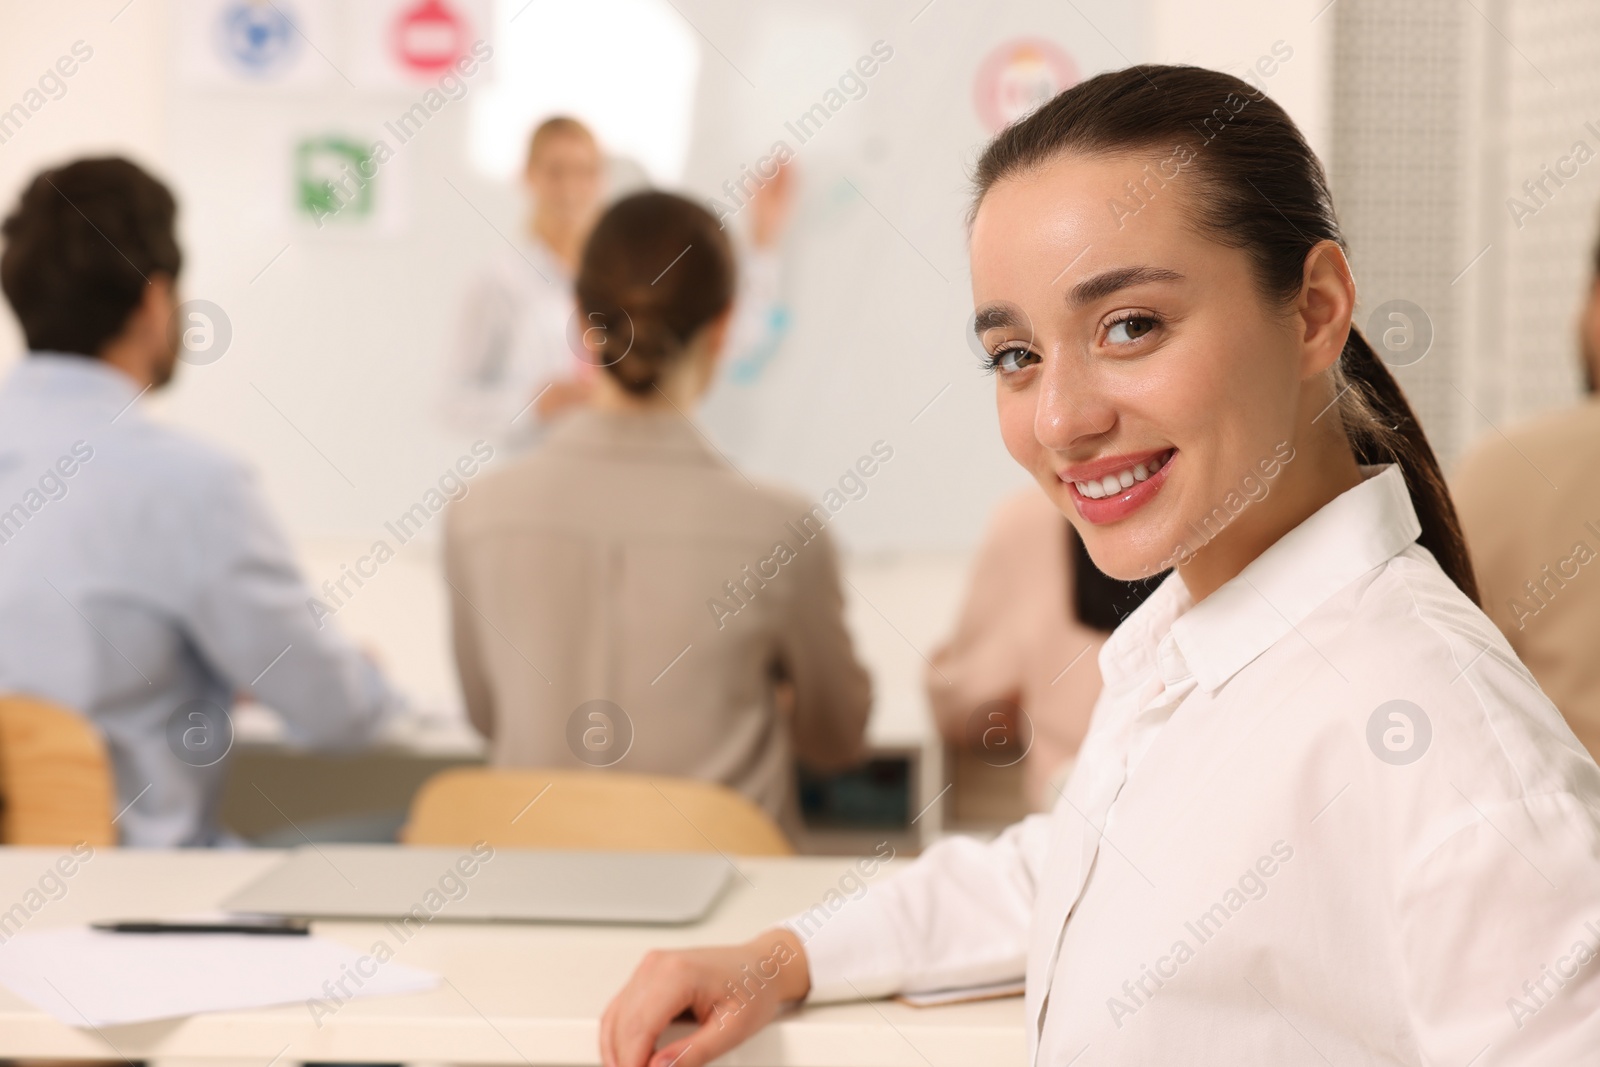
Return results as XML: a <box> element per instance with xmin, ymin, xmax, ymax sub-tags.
<box><xmin>1453</xmin><ymin>241</ymin><xmax>1600</xmax><ymax>762</ymax></box>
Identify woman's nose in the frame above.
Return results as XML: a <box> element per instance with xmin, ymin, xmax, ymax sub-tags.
<box><xmin>1035</xmin><ymin>360</ymin><xmax>1115</xmax><ymax>452</ymax></box>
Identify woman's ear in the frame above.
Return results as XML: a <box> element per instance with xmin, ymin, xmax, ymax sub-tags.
<box><xmin>702</xmin><ymin>306</ymin><xmax>735</xmax><ymax>365</ymax></box>
<box><xmin>1296</xmin><ymin>239</ymin><xmax>1356</xmax><ymax>379</ymax></box>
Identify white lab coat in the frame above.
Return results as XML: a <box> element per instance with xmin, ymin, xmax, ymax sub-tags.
<box><xmin>784</xmin><ymin>464</ymin><xmax>1600</xmax><ymax>1065</ymax></box>
<box><xmin>441</xmin><ymin>235</ymin><xmax>573</xmax><ymax>444</ymax></box>
<box><xmin>442</xmin><ymin>234</ymin><xmax>784</xmax><ymax>450</ymax></box>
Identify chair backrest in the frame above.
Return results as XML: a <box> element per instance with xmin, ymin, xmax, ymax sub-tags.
<box><xmin>0</xmin><ymin>695</ymin><xmax>116</xmax><ymax>847</ymax></box>
<box><xmin>402</xmin><ymin>768</ymin><xmax>793</xmax><ymax>856</ymax></box>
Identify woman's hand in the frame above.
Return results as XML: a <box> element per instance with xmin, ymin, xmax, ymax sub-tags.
<box><xmin>749</xmin><ymin>161</ymin><xmax>796</xmax><ymax>249</ymax></box>
<box><xmin>599</xmin><ymin>927</ymin><xmax>810</xmax><ymax>1067</ymax></box>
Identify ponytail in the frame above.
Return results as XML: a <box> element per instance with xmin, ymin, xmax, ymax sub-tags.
<box><xmin>581</xmin><ymin>286</ymin><xmax>689</xmax><ymax>397</ymax></box>
<box><xmin>1334</xmin><ymin>328</ymin><xmax>1480</xmax><ymax>604</ymax></box>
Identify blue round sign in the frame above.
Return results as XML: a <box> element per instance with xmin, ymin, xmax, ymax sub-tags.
<box><xmin>218</xmin><ymin>1</ymin><xmax>299</xmax><ymax>75</ymax></box>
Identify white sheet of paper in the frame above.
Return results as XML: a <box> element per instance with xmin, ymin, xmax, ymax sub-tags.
<box><xmin>0</xmin><ymin>926</ymin><xmax>439</xmax><ymax>1027</ymax></box>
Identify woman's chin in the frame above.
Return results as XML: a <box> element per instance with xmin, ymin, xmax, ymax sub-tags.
<box><xmin>1057</xmin><ymin>487</ymin><xmax>1188</xmax><ymax>580</ymax></box>
<box><xmin>1077</xmin><ymin>533</ymin><xmax>1177</xmax><ymax>584</ymax></box>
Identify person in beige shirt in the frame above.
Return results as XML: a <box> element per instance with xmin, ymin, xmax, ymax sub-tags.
<box><xmin>444</xmin><ymin>190</ymin><xmax>871</xmax><ymax>825</ymax></box>
<box><xmin>926</xmin><ymin>487</ymin><xmax>1164</xmax><ymax>808</ymax></box>
<box><xmin>1454</xmin><ymin>252</ymin><xmax>1600</xmax><ymax>760</ymax></box>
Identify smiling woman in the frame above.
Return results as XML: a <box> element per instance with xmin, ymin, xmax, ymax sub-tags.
<box><xmin>967</xmin><ymin>69</ymin><xmax>1477</xmax><ymax>605</ymax></box>
<box><xmin>598</xmin><ymin>65</ymin><xmax>1600</xmax><ymax>1067</ymax></box>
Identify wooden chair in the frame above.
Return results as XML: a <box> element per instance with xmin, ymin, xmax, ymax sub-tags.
<box><xmin>0</xmin><ymin>695</ymin><xmax>116</xmax><ymax>846</ymax></box>
<box><xmin>402</xmin><ymin>768</ymin><xmax>793</xmax><ymax>856</ymax></box>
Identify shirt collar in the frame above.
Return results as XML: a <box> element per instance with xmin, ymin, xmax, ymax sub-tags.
<box><xmin>12</xmin><ymin>351</ymin><xmax>146</xmax><ymax>420</ymax></box>
<box><xmin>1099</xmin><ymin>463</ymin><xmax>1422</xmax><ymax>696</ymax></box>
<box><xmin>1097</xmin><ymin>569</ymin><xmax>1193</xmax><ymax>699</ymax></box>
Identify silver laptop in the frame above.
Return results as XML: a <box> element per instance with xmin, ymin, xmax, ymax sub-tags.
<box><xmin>222</xmin><ymin>845</ymin><xmax>733</xmax><ymax>925</ymax></box>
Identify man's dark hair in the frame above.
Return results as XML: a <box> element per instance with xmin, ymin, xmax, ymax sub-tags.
<box><xmin>1</xmin><ymin>156</ymin><xmax>182</xmax><ymax>357</ymax></box>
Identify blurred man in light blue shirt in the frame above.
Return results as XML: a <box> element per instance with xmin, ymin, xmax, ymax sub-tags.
<box><xmin>0</xmin><ymin>157</ymin><xmax>401</xmax><ymax>847</ymax></box>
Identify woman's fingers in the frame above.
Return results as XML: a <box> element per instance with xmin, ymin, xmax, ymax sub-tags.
<box><xmin>601</xmin><ymin>935</ymin><xmax>807</xmax><ymax>1067</ymax></box>
<box><xmin>647</xmin><ymin>1012</ymin><xmax>754</xmax><ymax>1067</ymax></box>
<box><xmin>598</xmin><ymin>995</ymin><xmax>618</xmax><ymax>1067</ymax></box>
<box><xmin>608</xmin><ymin>951</ymin><xmax>701</xmax><ymax>1067</ymax></box>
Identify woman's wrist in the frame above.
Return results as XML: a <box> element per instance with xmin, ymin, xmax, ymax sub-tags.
<box><xmin>750</xmin><ymin>927</ymin><xmax>810</xmax><ymax>1004</ymax></box>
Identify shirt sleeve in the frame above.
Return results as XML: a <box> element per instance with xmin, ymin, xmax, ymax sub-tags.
<box><xmin>721</xmin><ymin>246</ymin><xmax>787</xmax><ymax>384</ymax></box>
<box><xmin>1399</xmin><ymin>788</ymin><xmax>1600</xmax><ymax>1064</ymax></box>
<box><xmin>440</xmin><ymin>268</ymin><xmax>545</xmax><ymax>433</ymax></box>
<box><xmin>778</xmin><ymin>525</ymin><xmax>872</xmax><ymax>773</ymax></box>
<box><xmin>781</xmin><ymin>812</ymin><xmax>1052</xmax><ymax>1002</ymax></box>
<box><xmin>181</xmin><ymin>456</ymin><xmax>401</xmax><ymax>749</ymax></box>
<box><xmin>443</xmin><ymin>509</ymin><xmax>495</xmax><ymax>740</ymax></box>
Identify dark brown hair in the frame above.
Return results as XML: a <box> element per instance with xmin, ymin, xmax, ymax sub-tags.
<box><xmin>1</xmin><ymin>156</ymin><xmax>182</xmax><ymax>357</ymax></box>
<box><xmin>1583</xmin><ymin>215</ymin><xmax>1600</xmax><ymax>396</ymax></box>
<box><xmin>971</xmin><ymin>64</ymin><xmax>1480</xmax><ymax>605</ymax></box>
<box><xmin>576</xmin><ymin>191</ymin><xmax>734</xmax><ymax>397</ymax></box>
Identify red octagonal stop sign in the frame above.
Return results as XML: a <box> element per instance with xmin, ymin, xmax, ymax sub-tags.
<box><xmin>393</xmin><ymin>0</ymin><xmax>467</xmax><ymax>74</ymax></box>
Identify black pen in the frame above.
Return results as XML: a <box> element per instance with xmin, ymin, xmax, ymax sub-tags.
<box><xmin>91</xmin><ymin>919</ymin><xmax>311</xmax><ymax>935</ymax></box>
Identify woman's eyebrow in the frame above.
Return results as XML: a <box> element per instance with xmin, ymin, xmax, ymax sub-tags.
<box><xmin>1066</xmin><ymin>266</ymin><xmax>1185</xmax><ymax>310</ymax></box>
<box><xmin>973</xmin><ymin>304</ymin><xmax>1028</xmax><ymax>336</ymax></box>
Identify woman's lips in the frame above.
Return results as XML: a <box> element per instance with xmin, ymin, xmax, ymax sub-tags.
<box><xmin>1061</xmin><ymin>448</ymin><xmax>1176</xmax><ymax>525</ymax></box>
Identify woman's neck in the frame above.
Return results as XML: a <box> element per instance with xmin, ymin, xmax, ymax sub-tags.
<box><xmin>1175</xmin><ymin>426</ymin><xmax>1364</xmax><ymax>604</ymax></box>
<box><xmin>589</xmin><ymin>358</ymin><xmax>706</xmax><ymax>414</ymax></box>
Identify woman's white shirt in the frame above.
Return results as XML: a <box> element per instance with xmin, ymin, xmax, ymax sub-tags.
<box><xmin>784</xmin><ymin>463</ymin><xmax>1600</xmax><ymax>1066</ymax></box>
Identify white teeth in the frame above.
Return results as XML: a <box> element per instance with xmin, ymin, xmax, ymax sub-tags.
<box><xmin>1072</xmin><ymin>451</ymin><xmax>1172</xmax><ymax>499</ymax></box>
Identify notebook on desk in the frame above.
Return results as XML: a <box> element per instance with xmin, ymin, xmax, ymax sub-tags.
<box><xmin>222</xmin><ymin>845</ymin><xmax>733</xmax><ymax>925</ymax></box>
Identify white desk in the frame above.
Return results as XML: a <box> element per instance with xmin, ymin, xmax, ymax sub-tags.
<box><xmin>0</xmin><ymin>848</ymin><xmax>1025</xmax><ymax>1065</ymax></box>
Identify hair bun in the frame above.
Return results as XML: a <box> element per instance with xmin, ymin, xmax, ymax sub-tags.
<box><xmin>574</xmin><ymin>191</ymin><xmax>735</xmax><ymax>398</ymax></box>
<box><xmin>609</xmin><ymin>305</ymin><xmax>682</xmax><ymax>393</ymax></box>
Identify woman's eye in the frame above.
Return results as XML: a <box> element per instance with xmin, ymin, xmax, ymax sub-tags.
<box><xmin>987</xmin><ymin>346</ymin><xmax>1040</xmax><ymax>374</ymax></box>
<box><xmin>1106</xmin><ymin>316</ymin><xmax>1158</xmax><ymax>344</ymax></box>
